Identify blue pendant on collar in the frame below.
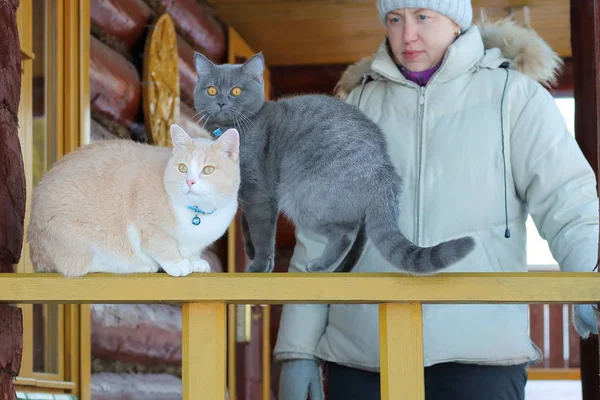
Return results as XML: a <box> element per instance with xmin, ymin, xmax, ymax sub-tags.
<box><xmin>188</xmin><ymin>205</ymin><xmax>216</xmax><ymax>226</ymax></box>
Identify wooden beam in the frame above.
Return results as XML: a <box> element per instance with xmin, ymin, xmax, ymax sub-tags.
<box><xmin>527</xmin><ymin>368</ymin><xmax>581</xmax><ymax>380</ymax></box>
<box><xmin>182</xmin><ymin>303</ymin><xmax>226</xmax><ymax>400</ymax></box>
<box><xmin>1</xmin><ymin>273</ymin><xmax>600</xmax><ymax>304</ymax></box>
<box><xmin>570</xmin><ymin>0</ymin><xmax>600</xmax><ymax>399</ymax></box>
<box><xmin>208</xmin><ymin>0</ymin><xmax>569</xmax><ymax>66</ymax></box>
<box><xmin>380</xmin><ymin>303</ymin><xmax>424</xmax><ymax>400</ymax></box>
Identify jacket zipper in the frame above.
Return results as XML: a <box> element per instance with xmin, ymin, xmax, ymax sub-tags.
<box><xmin>415</xmin><ymin>87</ymin><xmax>426</xmax><ymax>243</ymax></box>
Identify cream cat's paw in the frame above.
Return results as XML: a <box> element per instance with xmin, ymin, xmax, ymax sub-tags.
<box><xmin>191</xmin><ymin>258</ymin><xmax>211</xmax><ymax>273</ymax></box>
<box><xmin>162</xmin><ymin>259</ymin><xmax>193</xmax><ymax>277</ymax></box>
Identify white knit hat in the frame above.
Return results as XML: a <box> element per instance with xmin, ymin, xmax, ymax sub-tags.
<box><xmin>377</xmin><ymin>0</ymin><xmax>473</xmax><ymax>31</ymax></box>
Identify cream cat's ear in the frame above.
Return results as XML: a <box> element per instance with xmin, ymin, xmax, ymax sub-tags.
<box><xmin>216</xmin><ymin>128</ymin><xmax>240</xmax><ymax>161</ymax></box>
<box><xmin>170</xmin><ymin>124</ymin><xmax>192</xmax><ymax>147</ymax></box>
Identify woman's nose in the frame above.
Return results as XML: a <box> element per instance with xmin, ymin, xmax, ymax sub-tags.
<box><xmin>403</xmin><ymin>22</ymin><xmax>418</xmax><ymax>42</ymax></box>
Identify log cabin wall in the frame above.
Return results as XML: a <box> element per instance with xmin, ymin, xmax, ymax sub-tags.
<box><xmin>86</xmin><ymin>1</ymin><xmax>229</xmax><ymax>398</ymax></box>
<box><xmin>88</xmin><ymin>0</ymin><xmax>226</xmax><ymax>143</ymax></box>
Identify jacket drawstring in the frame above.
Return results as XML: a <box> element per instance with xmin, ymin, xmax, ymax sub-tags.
<box><xmin>500</xmin><ymin>63</ymin><xmax>511</xmax><ymax>238</ymax></box>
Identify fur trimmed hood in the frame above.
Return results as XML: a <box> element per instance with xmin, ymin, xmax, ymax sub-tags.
<box><xmin>334</xmin><ymin>17</ymin><xmax>563</xmax><ymax>99</ymax></box>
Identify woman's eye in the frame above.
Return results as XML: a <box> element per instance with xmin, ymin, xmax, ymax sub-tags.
<box><xmin>178</xmin><ymin>163</ymin><xmax>188</xmax><ymax>173</ymax></box>
<box><xmin>231</xmin><ymin>87</ymin><xmax>242</xmax><ymax>97</ymax></box>
<box><xmin>203</xmin><ymin>165</ymin><xmax>215</xmax><ymax>175</ymax></box>
<box><xmin>207</xmin><ymin>86</ymin><xmax>218</xmax><ymax>96</ymax></box>
<box><xmin>390</xmin><ymin>17</ymin><xmax>400</xmax><ymax>23</ymax></box>
<box><xmin>418</xmin><ymin>14</ymin><xmax>429</xmax><ymax>21</ymax></box>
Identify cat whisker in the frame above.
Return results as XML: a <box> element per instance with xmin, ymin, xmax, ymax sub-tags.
<box><xmin>191</xmin><ymin>109</ymin><xmax>208</xmax><ymax>122</ymax></box>
<box><xmin>230</xmin><ymin>106</ymin><xmax>256</xmax><ymax>122</ymax></box>
<box><xmin>231</xmin><ymin>105</ymin><xmax>256</xmax><ymax>118</ymax></box>
<box><xmin>190</xmin><ymin>109</ymin><xmax>206</xmax><ymax>120</ymax></box>
<box><xmin>231</xmin><ymin>111</ymin><xmax>253</xmax><ymax>133</ymax></box>
<box><xmin>235</xmin><ymin>111</ymin><xmax>255</xmax><ymax>129</ymax></box>
<box><xmin>233</xmin><ymin>116</ymin><xmax>246</xmax><ymax>135</ymax></box>
<box><xmin>197</xmin><ymin>113</ymin><xmax>209</xmax><ymax>125</ymax></box>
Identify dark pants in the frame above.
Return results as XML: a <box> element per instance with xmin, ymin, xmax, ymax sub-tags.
<box><xmin>325</xmin><ymin>361</ymin><xmax>527</xmax><ymax>400</ymax></box>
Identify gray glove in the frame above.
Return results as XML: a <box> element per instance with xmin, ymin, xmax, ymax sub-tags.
<box><xmin>574</xmin><ymin>304</ymin><xmax>599</xmax><ymax>339</ymax></box>
<box><xmin>278</xmin><ymin>359</ymin><xmax>324</xmax><ymax>400</ymax></box>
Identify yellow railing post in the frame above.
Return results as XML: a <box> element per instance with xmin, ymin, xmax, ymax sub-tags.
<box><xmin>182</xmin><ymin>303</ymin><xmax>227</xmax><ymax>400</ymax></box>
<box><xmin>380</xmin><ymin>303</ymin><xmax>424</xmax><ymax>400</ymax></box>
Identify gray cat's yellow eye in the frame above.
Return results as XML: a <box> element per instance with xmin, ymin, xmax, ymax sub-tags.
<box><xmin>231</xmin><ymin>87</ymin><xmax>242</xmax><ymax>97</ymax></box>
<box><xmin>207</xmin><ymin>86</ymin><xmax>218</xmax><ymax>96</ymax></box>
<box><xmin>203</xmin><ymin>165</ymin><xmax>215</xmax><ymax>175</ymax></box>
<box><xmin>178</xmin><ymin>163</ymin><xmax>188</xmax><ymax>173</ymax></box>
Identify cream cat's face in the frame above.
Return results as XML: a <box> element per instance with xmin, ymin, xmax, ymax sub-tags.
<box><xmin>165</xmin><ymin>124</ymin><xmax>240</xmax><ymax>204</ymax></box>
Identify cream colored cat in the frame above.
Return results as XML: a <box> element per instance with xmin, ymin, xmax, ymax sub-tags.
<box><xmin>27</xmin><ymin>124</ymin><xmax>240</xmax><ymax>277</ymax></box>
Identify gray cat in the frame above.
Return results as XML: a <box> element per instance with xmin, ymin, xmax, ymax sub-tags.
<box><xmin>193</xmin><ymin>52</ymin><xmax>475</xmax><ymax>274</ymax></box>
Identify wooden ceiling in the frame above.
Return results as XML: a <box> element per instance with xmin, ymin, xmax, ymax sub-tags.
<box><xmin>207</xmin><ymin>0</ymin><xmax>570</xmax><ymax>66</ymax></box>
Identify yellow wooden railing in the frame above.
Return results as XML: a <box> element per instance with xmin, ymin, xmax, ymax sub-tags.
<box><xmin>2</xmin><ymin>272</ymin><xmax>599</xmax><ymax>400</ymax></box>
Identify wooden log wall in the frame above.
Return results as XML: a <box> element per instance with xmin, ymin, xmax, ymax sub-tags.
<box><xmin>89</xmin><ymin>0</ymin><xmax>226</xmax><ymax>142</ymax></box>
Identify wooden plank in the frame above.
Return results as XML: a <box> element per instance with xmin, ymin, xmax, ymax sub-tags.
<box><xmin>379</xmin><ymin>303</ymin><xmax>424</xmax><ymax>400</ymax></box>
<box><xmin>548</xmin><ymin>304</ymin><xmax>565</xmax><ymax>368</ymax></box>
<box><xmin>182</xmin><ymin>303</ymin><xmax>226</xmax><ymax>400</ymax></box>
<box><xmin>262</xmin><ymin>305</ymin><xmax>271</xmax><ymax>400</ymax></box>
<box><xmin>78</xmin><ymin>0</ymin><xmax>90</xmax><ymax>147</ymax></box>
<box><xmin>207</xmin><ymin>0</ymin><xmax>569</xmax><ymax>65</ymax></box>
<box><xmin>79</xmin><ymin>305</ymin><xmax>91</xmax><ymax>400</ymax></box>
<box><xmin>527</xmin><ymin>368</ymin><xmax>580</xmax><ymax>380</ymax></box>
<box><xmin>568</xmin><ymin>305</ymin><xmax>581</xmax><ymax>368</ymax></box>
<box><xmin>528</xmin><ymin>304</ymin><xmax>545</xmax><ymax>367</ymax></box>
<box><xmin>12</xmin><ymin>377</ymin><xmax>75</xmax><ymax>390</ymax></box>
<box><xmin>1</xmin><ymin>273</ymin><xmax>600</xmax><ymax>304</ymax></box>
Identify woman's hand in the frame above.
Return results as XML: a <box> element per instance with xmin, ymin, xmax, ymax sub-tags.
<box><xmin>278</xmin><ymin>359</ymin><xmax>324</xmax><ymax>400</ymax></box>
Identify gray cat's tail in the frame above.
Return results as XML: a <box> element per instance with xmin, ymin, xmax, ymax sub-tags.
<box><xmin>365</xmin><ymin>182</ymin><xmax>475</xmax><ymax>275</ymax></box>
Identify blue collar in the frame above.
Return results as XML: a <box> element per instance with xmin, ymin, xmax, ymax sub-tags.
<box><xmin>188</xmin><ymin>205</ymin><xmax>216</xmax><ymax>226</ymax></box>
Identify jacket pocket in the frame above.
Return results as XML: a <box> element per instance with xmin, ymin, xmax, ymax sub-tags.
<box><xmin>441</xmin><ymin>230</ymin><xmax>497</xmax><ymax>273</ymax></box>
<box><xmin>482</xmin><ymin>220</ymin><xmax>527</xmax><ymax>273</ymax></box>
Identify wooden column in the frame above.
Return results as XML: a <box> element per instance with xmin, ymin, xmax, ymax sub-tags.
<box><xmin>570</xmin><ymin>1</ymin><xmax>600</xmax><ymax>399</ymax></box>
<box><xmin>182</xmin><ymin>303</ymin><xmax>227</xmax><ymax>400</ymax></box>
<box><xmin>379</xmin><ymin>303</ymin><xmax>424</xmax><ymax>400</ymax></box>
<box><xmin>0</xmin><ymin>0</ymin><xmax>24</xmax><ymax>399</ymax></box>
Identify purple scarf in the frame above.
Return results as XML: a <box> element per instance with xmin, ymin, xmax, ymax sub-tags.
<box><xmin>398</xmin><ymin>60</ymin><xmax>442</xmax><ymax>86</ymax></box>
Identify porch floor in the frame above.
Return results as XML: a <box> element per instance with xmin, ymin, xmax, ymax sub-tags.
<box><xmin>526</xmin><ymin>380</ymin><xmax>581</xmax><ymax>399</ymax></box>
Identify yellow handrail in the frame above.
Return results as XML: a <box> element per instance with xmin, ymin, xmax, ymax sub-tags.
<box><xmin>3</xmin><ymin>271</ymin><xmax>599</xmax><ymax>400</ymax></box>
<box><xmin>1</xmin><ymin>272</ymin><xmax>598</xmax><ymax>303</ymax></box>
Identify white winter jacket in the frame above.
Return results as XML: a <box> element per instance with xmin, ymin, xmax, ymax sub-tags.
<box><xmin>273</xmin><ymin>20</ymin><xmax>599</xmax><ymax>370</ymax></box>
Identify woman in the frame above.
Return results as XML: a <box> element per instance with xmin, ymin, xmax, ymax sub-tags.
<box><xmin>274</xmin><ymin>1</ymin><xmax>599</xmax><ymax>400</ymax></box>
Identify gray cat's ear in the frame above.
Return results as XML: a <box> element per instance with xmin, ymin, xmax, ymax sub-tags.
<box><xmin>242</xmin><ymin>53</ymin><xmax>265</xmax><ymax>81</ymax></box>
<box><xmin>216</xmin><ymin>128</ymin><xmax>240</xmax><ymax>161</ymax></box>
<box><xmin>170</xmin><ymin>124</ymin><xmax>192</xmax><ymax>147</ymax></box>
<box><xmin>194</xmin><ymin>52</ymin><xmax>215</xmax><ymax>77</ymax></box>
